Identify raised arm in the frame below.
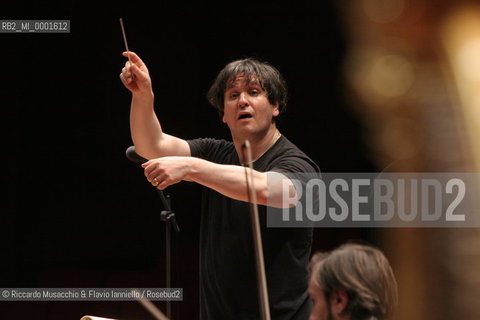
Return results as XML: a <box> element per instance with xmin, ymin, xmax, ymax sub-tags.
<box><xmin>120</xmin><ymin>51</ymin><xmax>190</xmax><ymax>159</ymax></box>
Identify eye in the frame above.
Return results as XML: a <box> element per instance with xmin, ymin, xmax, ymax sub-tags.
<box><xmin>230</xmin><ymin>92</ymin><xmax>239</xmax><ymax>99</ymax></box>
<box><xmin>249</xmin><ymin>89</ymin><xmax>259</xmax><ymax>96</ymax></box>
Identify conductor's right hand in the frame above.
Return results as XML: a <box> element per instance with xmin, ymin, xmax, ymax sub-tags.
<box><xmin>119</xmin><ymin>51</ymin><xmax>152</xmax><ymax>94</ymax></box>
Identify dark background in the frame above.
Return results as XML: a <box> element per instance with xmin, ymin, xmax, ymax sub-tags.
<box><xmin>0</xmin><ymin>2</ymin><xmax>378</xmax><ymax>319</ymax></box>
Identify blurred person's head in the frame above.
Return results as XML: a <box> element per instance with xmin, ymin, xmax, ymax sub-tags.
<box><xmin>308</xmin><ymin>243</ymin><xmax>398</xmax><ymax>320</ymax></box>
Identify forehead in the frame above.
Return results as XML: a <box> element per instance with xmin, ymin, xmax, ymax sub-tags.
<box><xmin>309</xmin><ymin>280</ymin><xmax>327</xmax><ymax>303</ymax></box>
<box><xmin>226</xmin><ymin>73</ymin><xmax>261</xmax><ymax>89</ymax></box>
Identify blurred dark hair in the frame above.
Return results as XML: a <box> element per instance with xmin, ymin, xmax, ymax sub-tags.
<box><xmin>206</xmin><ymin>58</ymin><xmax>288</xmax><ymax>119</ymax></box>
<box><xmin>310</xmin><ymin>243</ymin><xmax>399</xmax><ymax>320</ymax></box>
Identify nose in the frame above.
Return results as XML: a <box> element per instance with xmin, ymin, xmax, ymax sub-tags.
<box><xmin>238</xmin><ymin>92</ymin><xmax>249</xmax><ymax>107</ymax></box>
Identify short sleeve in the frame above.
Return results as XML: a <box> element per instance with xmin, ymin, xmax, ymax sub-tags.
<box><xmin>187</xmin><ymin>138</ymin><xmax>237</xmax><ymax>164</ymax></box>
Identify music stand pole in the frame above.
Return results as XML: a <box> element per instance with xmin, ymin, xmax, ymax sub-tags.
<box><xmin>241</xmin><ymin>141</ymin><xmax>271</xmax><ymax>320</ymax></box>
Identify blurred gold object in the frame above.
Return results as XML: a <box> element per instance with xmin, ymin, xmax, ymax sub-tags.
<box><xmin>336</xmin><ymin>1</ymin><xmax>480</xmax><ymax>320</ymax></box>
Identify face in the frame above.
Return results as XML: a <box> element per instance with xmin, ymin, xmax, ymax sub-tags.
<box><xmin>222</xmin><ymin>74</ymin><xmax>279</xmax><ymax>139</ymax></box>
<box><xmin>309</xmin><ymin>279</ymin><xmax>334</xmax><ymax>320</ymax></box>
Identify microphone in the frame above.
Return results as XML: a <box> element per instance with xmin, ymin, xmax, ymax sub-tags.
<box><xmin>126</xmin><ymin>145</ymin><xmax>147</xmax><ymax>163</ymax></box>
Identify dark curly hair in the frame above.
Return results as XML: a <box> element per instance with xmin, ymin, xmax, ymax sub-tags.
<box><xmin>206</xmin><ymin>58</ymin><xmax>288</xmax><ymax>119</ymax></box>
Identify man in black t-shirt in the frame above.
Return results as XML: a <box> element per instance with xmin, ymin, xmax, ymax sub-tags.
<box><xmin>120</xmin><ymin>52</ymin><xmax>320</xmax><ymax>319</ymax></box>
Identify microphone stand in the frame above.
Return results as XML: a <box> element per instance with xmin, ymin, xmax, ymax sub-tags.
<box><xmin>241</xmin><ymin>141</ymin><xmax>271</xmax><ymax>320</ymax></box>
<box><xmin>125</xmin><ymin>146</ymin><xmax>180</xmax><ymax>320</ymax></box>
<box><xmin>157</xmin><ymin>189</ymin><xmax>180</xmax><ymax>320</ymax></box>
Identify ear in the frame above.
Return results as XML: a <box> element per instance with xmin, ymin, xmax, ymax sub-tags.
<box><xmin>272</xmin><ymin>104</ymin><xmax>280</xmax><ymax>118</ymax></box>
<box><xmin>329</xmin><ymin>290</ymin><xmax>348</xmax><ymax>317</ymax></box>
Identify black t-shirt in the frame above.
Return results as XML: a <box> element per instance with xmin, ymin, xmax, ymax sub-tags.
<box><xmin>187</xmin><ymin>135</ymin><xmax>320</xmax><ymax>320</ymax></box>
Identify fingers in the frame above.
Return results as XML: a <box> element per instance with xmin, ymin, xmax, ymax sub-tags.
<box><xmin>149</xmin><ymin>171</ymin><xmax>170</xmax><ymax>189</ymax></box>
<box><xmin>119</xmin><ymin>62</ymin><xmax>139</xmax><ymax>84</ymax></box>
<box><xmin>143</xmin><ymin>161</ymin><xmax>172</xmax><ymax>189</ymax></box>
<box><xmin>129</xmin><ymin>63</ymin><xmax>147</xmax><ymax>82</ymax></box>
<box><xmin>119</xmin><ymin>73</ymin><xmax>133</xmax><ymax>84</ymax></box>
<box><xmin>122</xmin><ymin>51</ymin><xmax>144</xmax><ymax>67</ymax></box>
<box><xmin>120</xmin><ymin>61</ymin><xmax>148</xmax><ymax>86</ymax></box>
<box><xmin>151</xmin><ymin>174</ymin><xmax>165</xmax><ymax>188</ymax></box>
<box><xmin>143</xmin><ymin>160</ymin><xmax>161</xmax><ymax>181</ymax></box>
<box><xmin>119</xmin><ymin>51</ymin><xmax>152</xmax><ymax>91</ymax></box>
<box><xmin>156</xmin><ymin>180</ymin><xmax>169</xmax><ymax>190</ymax></box>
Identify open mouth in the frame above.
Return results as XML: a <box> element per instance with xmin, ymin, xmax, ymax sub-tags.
<box><xmin>238</xmin><ymin>114</ymin><xmax>253</xmax><ymax>120</ymax></box>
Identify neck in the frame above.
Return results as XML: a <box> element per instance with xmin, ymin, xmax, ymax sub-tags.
<box><xmin>233</xmin><ymin>125</ymin><xmax>281</xmax><ymax>164</ymax></box>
